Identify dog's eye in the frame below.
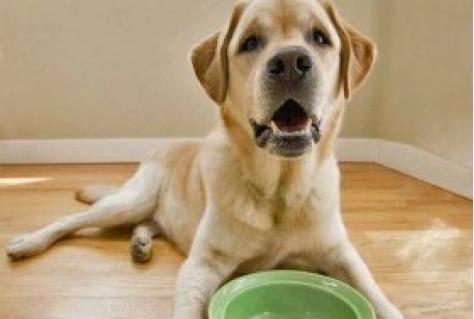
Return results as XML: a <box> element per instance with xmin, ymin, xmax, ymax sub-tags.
<box><xmin>311</xmin><ymin>29</ymin><xmax>331</xmax><ymax>46</ymax></box>
<box><xmin>240</xmin><ymin>35</ymin><xmax>261</xmax><ymax>53</ymax></box>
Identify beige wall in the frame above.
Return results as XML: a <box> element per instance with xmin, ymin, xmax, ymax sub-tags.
<box><xmin>0</xmin><ymin>1</ymin><xmax>472</xmax><ymax>168</ymax></box>
<box><xmin>376</xmin><ymin>0</ymin><xmax>473</xmax><ymax>168</ymax></box>
<box><xmin>0</xmin><ymin>0</ymin><xmax>234</xmax><ymax>139</ymax></box>
<box><xmin>330</xmin><ymin>0</ymin><xmax>382</xmax><ymax>138</ymax></box>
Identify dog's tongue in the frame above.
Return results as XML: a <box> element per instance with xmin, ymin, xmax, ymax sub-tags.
<box><xmin>272</xmin><ymin>100</ymin><xmax>309</xmax><ymax>132</ymax></box>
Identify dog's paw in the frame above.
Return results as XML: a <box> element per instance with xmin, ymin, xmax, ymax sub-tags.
<box><xmin>130</xmin><ymin>235</ymin><xmax>153</xmax><ymax>263</ymax></box>
<box><xmin>5</xmin><ymin>234</ymin><xmax>46</xmax><ymax>260</ymax></box>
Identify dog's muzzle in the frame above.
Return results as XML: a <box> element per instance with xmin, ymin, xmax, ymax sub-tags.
<box><xmin>250</xmin><ymin>99</ymin><xmax>321</xmax><ymax>158</ymax></box>
<box><xmin>250</xmin><ymin>46</ymin><xmax>321</xmax><ymax>158</ymax></box>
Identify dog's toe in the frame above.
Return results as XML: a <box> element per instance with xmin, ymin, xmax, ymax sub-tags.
<box><xmin>6</xmin><ymin>235</ymin><xmax>44</xmax><ymax>260</ymax></box>
<box><xmin>130</xmin><ymin>236</ymin><xmax>153</xmax><ymax>263</ymax></box>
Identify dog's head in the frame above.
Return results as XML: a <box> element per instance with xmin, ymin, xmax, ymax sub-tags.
<box><xmin>191</xmin><ymin>0</ymin><xmax>376</xmax><ymax>158</ymax></box>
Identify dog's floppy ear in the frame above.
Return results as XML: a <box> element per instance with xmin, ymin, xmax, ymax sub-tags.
<box><xmin>190</xmin><ymin>4</ymin><xmax>246</xmax><ymax>104</ymax></box>
<box><xmin>325</xmin><ymin>3</ymin><xmax>377</xmax><ymax>100</ymax></box>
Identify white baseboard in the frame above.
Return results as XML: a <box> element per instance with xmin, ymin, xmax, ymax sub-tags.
<box><xmin>0</xmin><ymin>138</ymin><xmax>471</xmax><ymax>198</ymax></box>
<box><xmin>0</xmin><ymin>138</ymin><xmax>192</xmax><ymax>164</ymax></box>
<box><xmin>336</xmin><ymin>139</ymin><xmax>472</xmax><ymax>199</ymax></box>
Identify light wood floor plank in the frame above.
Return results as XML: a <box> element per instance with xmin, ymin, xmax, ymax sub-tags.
<box><xmin>0</xmin><ymin>163</ymin><xmax>472</xmax><ymax>318</ymax></box>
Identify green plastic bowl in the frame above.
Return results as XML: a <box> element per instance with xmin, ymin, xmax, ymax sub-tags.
<box><xmin>209</xmin><ymin>270</ymin><xmax>375</xmax><ymax>319</ymax></box>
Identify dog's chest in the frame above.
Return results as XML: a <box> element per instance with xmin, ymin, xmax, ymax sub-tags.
<box><xmin>236</xmin><ymin>238</ymin><xmax>315</xmax><ymax>274</ymax></box>
<box><xmin>237</xmin><ymin>215</ymin><xmax>319</xmax><ymax>273</ymax></box>
<box><xmin>236</xmin><ymin>189</ymin><xmax>342</xmax><ymax>274</ymax></box>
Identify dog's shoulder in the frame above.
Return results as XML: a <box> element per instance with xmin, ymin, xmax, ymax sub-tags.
<box><xmin>144</xmin><ymin>139</ymin><xmax>202</xmax><ymax>163</ymax></box>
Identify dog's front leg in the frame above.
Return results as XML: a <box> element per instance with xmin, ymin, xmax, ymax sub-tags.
<box><xmin>322</xmin><ymin>242</ymin><xmax>404</xmax><ymax>319</ymax></box>
<box><xmin>173</xmin><ymin>254</ymin><xmax>237</xmax><ymax>319</ymax></box>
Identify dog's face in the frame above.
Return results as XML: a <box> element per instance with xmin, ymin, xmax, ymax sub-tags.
<box><xmin>191</xmin><ymin>0</ymin><xmax>376</xmax><ymax>158</ymax></box>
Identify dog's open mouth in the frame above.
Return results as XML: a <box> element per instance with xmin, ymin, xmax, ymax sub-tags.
<box><xmin>250</xmin><ymin>99</ymin><xmax>321</xmax><ymax>157</ymax></box>
<box><xmin>271</xmin><ymin>99</ymin><xmax>311</xmax><ymax>133</ymax></box>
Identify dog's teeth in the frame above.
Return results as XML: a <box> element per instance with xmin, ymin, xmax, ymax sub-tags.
<box><xmin>270</xmin><ymin>121</ymin><xmax>280</xmax><ymax>134</ymax></box>
<box><xmin>305</xmin><ymin>120</ymin><xmax>311</xmax><ymax>131</ymax></box>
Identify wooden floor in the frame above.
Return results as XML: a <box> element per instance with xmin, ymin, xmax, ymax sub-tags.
<box><xmin>0</xmin><ymin>163</ymin><xmax>471</xmax><ymax>319</ymax></box>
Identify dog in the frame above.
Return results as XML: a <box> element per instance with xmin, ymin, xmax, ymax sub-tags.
<box><xmin>6</xmin><ymin>0</ymin><xmax>404</xmax><ymax>318</ymax></box>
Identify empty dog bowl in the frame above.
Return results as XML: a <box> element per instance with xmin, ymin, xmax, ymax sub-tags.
<box><xmin>209</xmin><ymin>270</ymin><xmax>375</xmax><ymax>319</ymax></box>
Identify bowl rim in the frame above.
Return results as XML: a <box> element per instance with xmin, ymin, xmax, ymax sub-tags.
<box><xmin>208</xmin><ymin>269</ymin><xmax>376</xmax><ymax>319</ymax></box>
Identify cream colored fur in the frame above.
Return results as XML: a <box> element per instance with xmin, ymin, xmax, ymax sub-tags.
<box><xmin>6</xmin><ymin>0</ymin><xmax>403</xmax><ymax>318</ymax></box>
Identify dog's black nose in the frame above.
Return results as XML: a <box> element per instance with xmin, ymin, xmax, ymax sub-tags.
<box><xmin>267</xmin><ymin>46</ymin><xmax>312</xmax><ymax>81</ymax></box>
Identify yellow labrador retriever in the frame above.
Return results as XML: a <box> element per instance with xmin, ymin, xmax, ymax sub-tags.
<box><xmin>6</xmin><ymin>0</ymin><xmax>403</xmax><ymax>318</ymax></box>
